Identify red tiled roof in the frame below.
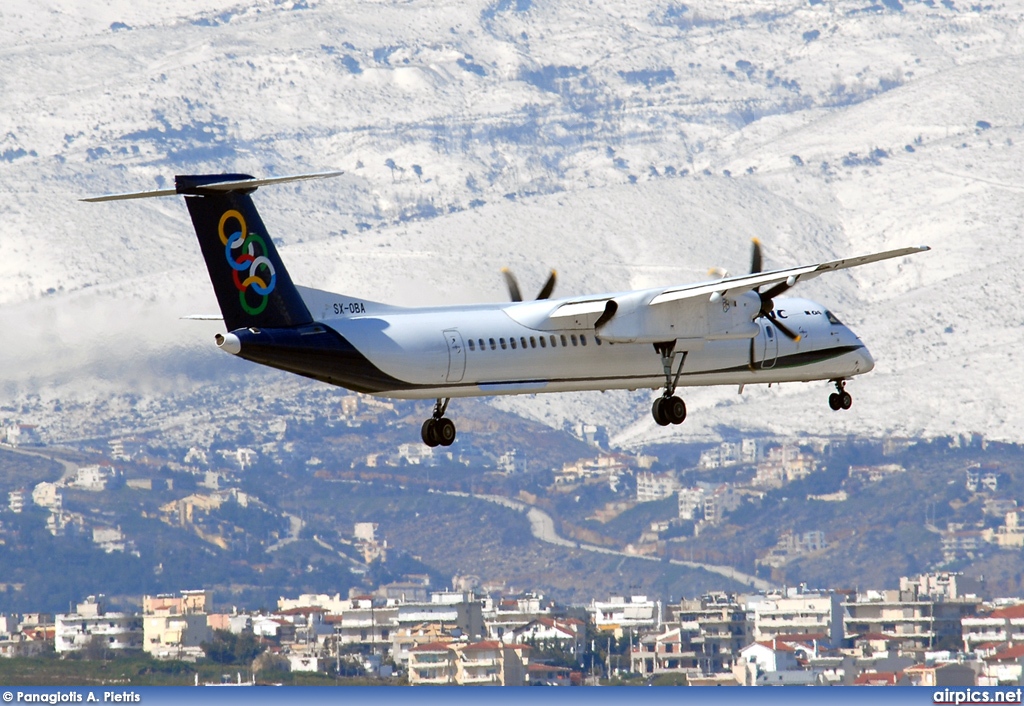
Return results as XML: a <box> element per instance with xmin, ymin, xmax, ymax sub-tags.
<box><xmin>527</xmin><ymin>664</ymin><xmax>570</xmax><ymax>673</ymax></box>
<box><xmin>903</xmin><ymin>664</ymin><xmax>934</xmax><ymax>673</ymax></box>
<box><xmin>990</xmin><ymin>604</ymin><xmax>1024</xmax><ymax>620</ymax></box>
<box><xmin>464</xmin><ymin>641</ymin><xmax>503</xmax><ymax>650</ymax></box>
<box><xmin>854</xmin><ymin>671</ymin><xmax>900</xmax><ymax>686</ymax></box>
<box><xmin>976</xmin><ymin>641</ymin><xmax>1006</xmax><ymax>651</ymax></box>
<box><xmin>749</xmin><ymin>641</ymin><xmax>796</xmax><ymax>652</ymax></box>
<box><xmin>987</xmin><ymin>643</ymin><xmax>1024</xmax><ymax>662</ymax></box>
<box><xmin>277</xmin><ymin>606</ymin><xmax>327</xmax><ymax>616</ymax></box>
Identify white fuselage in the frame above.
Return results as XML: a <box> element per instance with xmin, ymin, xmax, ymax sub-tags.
<box><xmin>296</xmin><ymin>288</ymin><xmax>874</xmax><ymax>400</ymax></box>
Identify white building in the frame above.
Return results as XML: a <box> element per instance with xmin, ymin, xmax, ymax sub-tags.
<box><xmin>55</xmin><ymin>596</ymin><xmax>143</xmax><ymax>654</ymax></box>
<box><xmin>678</xmin><ymin>487</ymin><xmax>706</xmax><ymax>521</ymax></box>
<box><xmin>588</xmin><ymin>595</ymin><xmax>660</xmax><ymax>635</ymax></box>
<box><xmin>7</xmin><ymin>489</ymin><xmax>24</xmax><ymax>513</ymax></box>
<box><xmin>143</xmin><ymin>590</ymin><xmax>213</xmax><ymax>660</ymax></box>
<box><xmin>92</xmin><ymin>526</ymin><xmax>126</xmax><ymax>553</ymax></box>
<box><xmin>70</xmin><ymin>465</ymin><xmax>110</xmax><ymax>491</ymax></box>
<box><xmin>636</xmin><ymin>472</ymin><xmax>679</xmax><ymax>503</ymax></box>
<box><xmin>746</xmin><ymin>590</ymin><xmax>845</xmax><ymax>644</ymax></box>
<box><xmin>31</xmin><ymin>482</ymin><xmax>62</xmax><ymax>511</ymax></box>
<box><xmin>5</xmin><ymin>424</ymin><xmax>40</xmax><ymax>446</ymax></box>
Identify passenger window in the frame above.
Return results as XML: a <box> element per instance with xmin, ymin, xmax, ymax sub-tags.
<box><xmin>580</xmin><ymin>335</ymin><xmax>587</xmax><ymax>346</ymax></box>
<box><xmin>540</xmin><ymin>337</ymin><xmax>547</xmax><ymax>348</ymax></box>
<box><xmin>468</xmin><ymin>339</ymin><xmax>475</xmax><ymax>351</ymax></box>
<box><xmin>478</xmin><ymin>338</ymin><xmax>485</xmax><ymax>350</ymax></box>
<box><xmin>500</xmin><ymin>338</ymin><xmax>507</xmax><ymax>349</ymax></box>
<box><xmin>571</xmin><ymin>335</ymin><xmax>578</xmax><ymax>346</ymax></box>
<box><xmin>529</xmin><ymin>337</ymin><xmax>537</xmax><ymax>349</ymax></box>
<box><xmin>520</xmin><ymin>337</ymin><xmax>528</xmax><ymax>349</ymax></box>
<box><xmin>550</xmin><ymin>335</ymin><xmax>557</xmax><ymax>347</ymax></box>
<box><xmin>560</xmin><ymin>334</ymin><xmax>568</xmax><ymax>347</ymax></box>
<box><xmin>595</xmin><ymin>336</ymin><xmax>602</xmax><ymax>345</ymax></box>
<box><xmin>510</xmin><ymin>338</ymin><xmax>517</xmax><ymax>350</ymax></box>
<box><xmin>489</xmin><ymin>338</ymin><xmax>496</xmax><ymax>350</ymax></box>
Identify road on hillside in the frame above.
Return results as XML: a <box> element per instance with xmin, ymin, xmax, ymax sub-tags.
<box><xmin>445</xmin><ymin>491</ymin><xmax>775</xmax><ymax>591</ymax></box>
<box><xmin>0</xmin><ymin>443</ymin><xmax>79</xmax><ymax>482</ymax></box>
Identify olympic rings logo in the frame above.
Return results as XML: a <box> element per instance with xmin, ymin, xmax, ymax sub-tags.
<box><xmin>218</xmin><ymin>210</ymin><xmax>276</xmax><ymax>316</ymax></box>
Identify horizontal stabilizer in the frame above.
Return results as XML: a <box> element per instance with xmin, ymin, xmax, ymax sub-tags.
<box><xmin>180</xmin><ymin>314</ymin><xmax>224</xmax><ymax>321</ymax></box>
<box><xmin>81</xmin><ymin>171</ymin><xmax>344</xmax><ymax>202</ymax></box>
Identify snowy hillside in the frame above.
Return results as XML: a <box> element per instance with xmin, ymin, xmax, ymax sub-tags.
<box><xmin>1</xmin><ymin>0</ymin><xmax>1022</xmax><ymax>443</ymax></box>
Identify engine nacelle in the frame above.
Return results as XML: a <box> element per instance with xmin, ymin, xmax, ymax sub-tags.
<box><xmin>596</xmin><ymin>290</ymin><xmax>760</xmax><ymax>344</ymax></box>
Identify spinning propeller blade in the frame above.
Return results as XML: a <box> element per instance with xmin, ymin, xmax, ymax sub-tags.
<box><xmin>502</xmin><ymin>268</ymin><xmax>557</xmax><ymax>301</ymax></box>
<box><xmin>502</xmin><ymin>268</ymin><xmax>524</xmax><ymax>302</ymax></box>
<box><xmin>536</xmin><ymin>270</ymin><xmax>557</xmax><ymax>300</ymax></box>
<box><xmin>746</xmin><ymin>239</ymin><xmax>801</xmax><ymax>371</ymax></box>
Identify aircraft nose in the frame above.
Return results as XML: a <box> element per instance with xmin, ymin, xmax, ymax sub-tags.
<box><xmin>857</xmin><ymin>346</ymin><xmax>875</xmax><ymax>374</ymax></box>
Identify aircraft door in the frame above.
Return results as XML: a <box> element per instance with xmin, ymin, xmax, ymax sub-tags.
<box><xmin>443</xmin><ymin>329</ymin><xmax>466</xmax><ymax>383</ymax></box>
<box><xmin>759</xmin><ymin>322</ymin><xmax>779</xmax><ymax>369</ymax></box>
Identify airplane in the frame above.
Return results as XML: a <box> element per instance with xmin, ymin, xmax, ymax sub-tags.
<box><xmin>84</xmin><ymin>172</ymin><xmax>928</xmax><ymax>447</ymax></box>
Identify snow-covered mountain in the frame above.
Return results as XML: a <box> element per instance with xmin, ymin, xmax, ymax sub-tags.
<box><xmin>1</xmin><ymin>0</ymin><xmax>1021</xmax><ymax>443</ymax></box>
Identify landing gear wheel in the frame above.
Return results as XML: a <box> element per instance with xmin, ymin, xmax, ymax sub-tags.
<box><xmin>652</xmin><ymin>398</ymin><xmax>670</xmax><ymax>426</ymax></box>
<box><xmin>436</xmin><ymin>418</ymin><xmax>457</xmax><ymax>446</ymax></box>
<box><xmin>840</xmin><ymin>391</ymin><xmax>853</xmax><ymax>410</ymax></box>
<box><xmin>421</xmin><ymin>419</ymin><xmax>440</xmax><ymax>447</ymax></box>
<box><xmin>664</xmin><ymin>396</ymin><xmax>687</xmax><ymax>425</ymax></box>
<box><xmin>828</xmin><ymin>393</ymin><xmax>842</xmax><ymax>411</ymax></box>
<box><xmin>653</xmin><ymin>396</ymin><xmax>686</xmax><ymax>425</ymax></box>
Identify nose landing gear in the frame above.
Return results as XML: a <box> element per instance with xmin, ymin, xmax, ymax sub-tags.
<box><xmin>651</xmin><ymin>343</ymin><xmax>688</xmax><ymax>426</ymax></box>
<box><xmin>421</xmin><ymin>397</ymin><xmax>456</xmax><ymax>447</ymax></box>
<box><xmin>828</xmin><ymin>380</ymin><xmax>853</xmax><ymax>411</ymax></box>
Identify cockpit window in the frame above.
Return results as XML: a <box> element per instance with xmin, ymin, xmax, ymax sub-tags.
<box><xmin>826</xmin><ymin>310</ymin><xmax>843</xmax><ymax>325</ymax></box>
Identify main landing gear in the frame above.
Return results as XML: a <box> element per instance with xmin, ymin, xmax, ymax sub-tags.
<box><xmin>828</xmin><ymin>379</ymin><xmax>853</xmax><ymax>411</ymax></box>
<box><xmin>421</xmin><ymin>398</ymin><xmax>456</xmax><ymax>447</ymax></box>
<box><xmin>652</xmin><ymin>343</ymin><xmax>688</xmax><ymax>427</ymax></box>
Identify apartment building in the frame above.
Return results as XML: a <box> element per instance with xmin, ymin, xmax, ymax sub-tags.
<box><xmin>672</xmin><ymin>593</ymin><xmax>752</xmax><ymax>673</ymax></box>
<box><xmin>589</xmin><ymin>595</ymin><xmax>660</xmax><ymax>636</ymax></box>
<box><xmin>747</xmin><ymin>590</ymin><xmax>845</xmax><ymax>645</ymax></box>
<box><xmin>407</xmin><ymin>641</ymin><xmax>530</xmax><ymax>685</ymax></box>
<box><xmin>55</xmin><ymin>596</ymin><xmax>142</xmax><ymax>654</ymax></box>
<box><xmin>844</xmin><ymin>587</ymin><xmax>979</xmax><ymax>651</ymax></box>
<box><xmin>962</xmin><ymin>603</ymin><xmax>1024</xmax><ymax>652</ymax></box>
<box><xmin>142</xmin><ymin>590</ymin><xmax>213</xmax><ymax>660</ymax></box>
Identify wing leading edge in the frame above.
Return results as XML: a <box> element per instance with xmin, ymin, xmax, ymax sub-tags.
<box><xmin>648</xmin><ymin>245</ymin><xmax>930</xmax><ymax>306</ymax></box>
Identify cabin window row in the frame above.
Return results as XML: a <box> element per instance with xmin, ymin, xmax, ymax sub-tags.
<box><xmin>466</xmin><ymin>333</ymin><xmax>601</xmax><ymax>352</ymax></box>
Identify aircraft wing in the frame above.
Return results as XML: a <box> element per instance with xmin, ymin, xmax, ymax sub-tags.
<box><xmin>541</xmin><ymin>244</ymin><xmax>928</xmax><ymax>342</ymax></box>
<box><xmin>647</xmin><ymin>245</ymin><xmax>929</xmax><ymax>306</ymax></box>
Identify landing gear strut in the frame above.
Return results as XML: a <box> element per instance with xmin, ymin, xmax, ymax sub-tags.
<box><xmin>828</xmin><ymin>380</ymin><xmax>853</xmax><ymax>411</ymax></box>
<box><xmin>651</xmin><ymin>343</ymin><xmax>687</xmax><ymax>426</ymax></box>
<box><xmin>421</xmin><ymin>398</ymin><xmax>456</xmax><ymax>447</ymax></box>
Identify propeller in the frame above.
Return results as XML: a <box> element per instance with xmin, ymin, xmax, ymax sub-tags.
<box><xmin>748</xmin><ymin>239</ymin><xmax>801</xmax><ymax>370</ymax></box>
<box><xmin>502</xmin><ymin>268</ymin><xmax>557</xmax><ymax>302</ymax></box>
<box><xmin>749</xmin><ymin>239</ymin><xmax>801</xmax><ymax>341</ymax></box>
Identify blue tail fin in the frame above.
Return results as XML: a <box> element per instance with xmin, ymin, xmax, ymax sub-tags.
<box><xmin>177</xmin><ymin>174</ymin><xmax>313</xmax><ymax>331</ymax></box>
